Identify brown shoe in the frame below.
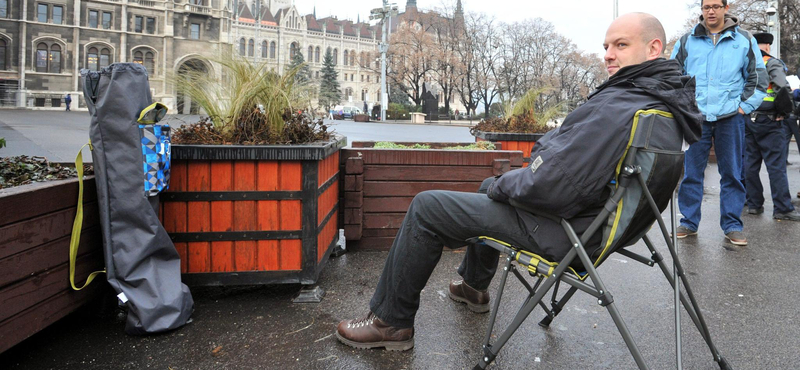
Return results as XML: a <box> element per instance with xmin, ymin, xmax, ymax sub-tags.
<box><xmin>335</xmin><ymin>312</ymin><xmax>414</xmax><ymax>351</ymax></box>
<box><xmin>448</xmin><ymin>279</ymin><xmax>490</xmax><ymax>313</ymax></box>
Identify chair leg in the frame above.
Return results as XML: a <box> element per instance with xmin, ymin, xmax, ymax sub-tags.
<box><xmin>539</xmin><ymin>285</ymin><xmax>578</xmax><ymax>328</ymax></box>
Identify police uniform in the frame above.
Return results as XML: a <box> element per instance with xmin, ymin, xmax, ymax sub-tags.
<box><xmin>745</xmin><ymin>33</ymin><xmax>800</xmax><ymax>220</ymax></box>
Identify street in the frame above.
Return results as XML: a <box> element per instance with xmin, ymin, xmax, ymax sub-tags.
<box><xmin>0</xmin><ymin>111</ymin><xmax>476</xmax><ymax>162</ymax></box>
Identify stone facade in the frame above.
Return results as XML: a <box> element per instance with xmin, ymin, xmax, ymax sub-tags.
<box><xmin>0</xmin><ymin>0</ymin><xmax>463</xmax><ymax>113</ymax></box>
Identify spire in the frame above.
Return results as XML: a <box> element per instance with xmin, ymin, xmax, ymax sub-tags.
<box><xmin>456</xmin><ymin>0</ymin><xmax>463</xmax><ymax>15</ymax></box>
<box><xmin>313</xmin><ymin>6</ymin><xmax>316</xmax><ymax>18</ymax></box>
<box><xmin>357</xmin><ymin>14</ymin><xmax>360</xmax><ymax>23</ymax></box>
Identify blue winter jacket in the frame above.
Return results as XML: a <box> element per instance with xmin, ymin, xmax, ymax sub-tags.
<box><xmin>671</xmin><ymin>16</ymin><xmax>768</xmax><ymax>122</ymax></box>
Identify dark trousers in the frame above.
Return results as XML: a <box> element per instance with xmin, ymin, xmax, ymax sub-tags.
<box><xmin>369</xmin><ymin>178</ymin><xmax>540</xmax><ymax>329</ymax></box>
<box><xmin>65</xmin><ymin>102</ymin><xmax>71</xmax><ymax>111</ymax></box>
<box><xmin>745</xmin><ymin>114</ymin><xmax>795</xmax><ymax>214</ymax></box>
<box><xmin>786</xmin><ymin>116</ymin><xmax>800</xmax><ymax>158</ymax></box>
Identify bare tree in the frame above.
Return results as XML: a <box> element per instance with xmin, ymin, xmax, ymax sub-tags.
<box><xmin>454</xmin><ymin>12</ymin><xmax>483</xmax><ymax>116</ymax></box>
<box><xmin>472</xmin><ymin>15</ymin><xmax>502</xmax><ymax>117</ymax></box>
<box><xmin>428</xmin><ymin>3</ymin><xmax>463</xmax><ymax>114</ymax></box>
<box><xmin>386</xmin><ymin>12</ymin><xmax>438</xmax><ymax>107</ymax></box>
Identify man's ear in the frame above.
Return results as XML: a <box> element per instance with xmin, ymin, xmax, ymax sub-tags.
<box><xmin>648</xmin><ymin>39</ymin><xmax>664</xmax><ymax>60</ymax></box>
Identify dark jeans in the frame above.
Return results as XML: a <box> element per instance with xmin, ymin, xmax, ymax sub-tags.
<box><xmin>66</xmin><ymin>102</ymin><xmax>71</xmax><ymax>111</ymax></box>
<box><xmin>369</xmin><ymin>178</ymin><xmax>540</xmax><ymax>329</ymax></box>
<box><xmin>746</xmin><ymin>115</ymin><xmax>795</xmax><ymax>214</ymax></box>
<box><xmin>679</xmin><ymin>114</ymin><xmax>746</xmax><ymax>233</ymax></box>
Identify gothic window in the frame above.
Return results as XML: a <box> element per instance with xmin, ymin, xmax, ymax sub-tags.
<box><xmin>270</xmin><ymin>41</ymin><xmax>276</xmax><ymax>58</ymax></box>
<box><xmin>88</xmin><ymin>10</ymin><xmax>98</xmax><ymax>27</ymax></box>
<box><xmin>290</xmin><ymin>42</ymin><xmax>299</xmax><ymax>59</ymax></box>
<box><xmin>49</xmin><ymin>44</ymin><xmax>61</xmax><ymax>73</ymax></box>
<box><xmin>134</xmin><ymin>50</ymin><xmax>143</xmax><ymax>64</ymax></box>
<box><xmin>343</xmin><ymin>50</ymin><xmax>348</xmax><ymax>66</ymax></box>
<box><xmin>261</xmin><ymin>41</ymin><xmax>268</xmax><ymax>58</ymax></box>
<box><xmin>239</xmin><ymin>38</ymin><xmax>246</xmax><ymax>56</ymax></box>
<box><xmin>333</xmin><ymin>48</ymin><xmax>338</xmax><ymax>65</ymax></box>
<box><xmin>248</xmin><ymin>39</ymin><xmax>254</xmax><ymax>57</ymax></box>
<box><xmin>145</xmin><ymin>52</ymin><xmax>155</xmax><ymax>73</ymax></box>
<box><xmin>350</xmin><ymin>50</ymin><xmax>355</xmax><ymax>66</ymax></box>
<box><xmin>99</xmin><ymin>48</ymin><xmax>111</xmax><ymax>69</ymax></box>
<box><xmin>86</xmin><ymin>47</ymin><xmax>98</xmax><ymax>71</ymax></box>
<box><xmin>0</xmin><ymin>39</ymin><xmax>6</xmax><ymax>70</ymax></box>
<box><xmin>314</xmin><ymin>47</ymin><xmax>320</xmax><ymax>63</ymax></box>
<box><xmin>52</xmin><ymin>6</ymin><xmax>62</xmax><ymax>24</ymax></box>
<box><xmin>308</xmin><ymin>46</ymin><xmax>313</xmax><ymax>62</ymax></box>
<box><xmin>102</xmin><ymin>12</ymin><xmax>112</xmax><ymax>29</ymax></box>
<box><xmin>36</xmin><ymin>43</ymin><xmax>47</xmax><ymax>72</ymax></box>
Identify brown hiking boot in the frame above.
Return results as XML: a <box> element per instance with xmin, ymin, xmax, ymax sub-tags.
<box><xmin>448</xmin><ymin>279</ymin><xmax>490</xmax><ymax>313</ymax></box>
<box><xmin>335</xmin><ymin>312</ymin><xmax>414</xmax><ymax>351</ymax></box>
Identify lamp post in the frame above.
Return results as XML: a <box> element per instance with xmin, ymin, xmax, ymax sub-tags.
<box><xmin>613</xmin><ymin>0</ymin><xmax>619</xmax><ymax>19</ymax></box>
<box><xmin>766</xmin><ymin>1</ymin><xmax>780</xmax><ymax>59</ymax></box>
<box><xmin>371</xmin><ymin>1</ymin><xmax>398</xmax><ymax>121</ymax></box>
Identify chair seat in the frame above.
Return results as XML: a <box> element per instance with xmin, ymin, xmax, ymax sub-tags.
<box><xmin>472</xmin><ymin>236</ymin><xmax>588</xmax><ymax>280</ymax></box>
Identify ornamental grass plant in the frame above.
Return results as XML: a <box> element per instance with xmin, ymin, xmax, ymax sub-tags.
<box><xmin>171</xmin><ymin>52</ymin><xmax>330</xmax><ymax>145</ymax></box>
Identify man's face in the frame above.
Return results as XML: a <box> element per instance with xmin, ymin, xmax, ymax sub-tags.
<box><xmin>603</xmin><ymin>19</ymin><xmax>650</xmax><ymax>76</ymax></box>
<box><xmin>702</xmin><ymin>0</ymin><xmax>728</xmax><ymax>29</ymax></box>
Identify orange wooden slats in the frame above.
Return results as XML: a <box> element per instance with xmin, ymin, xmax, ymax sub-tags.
<box><xmin>233</xmin><ymin>161</ymin><xmax>257</xmax><ymax>271</ymax></box>
<box><xmin>187</xmin><ymin>161</ymin><xmax>211</xmax><ymax>273</ymax></box>
<box><xmin>210</xmin><ymin>161</ymin><xmax>234</xmax><ymax>272</ymax></box>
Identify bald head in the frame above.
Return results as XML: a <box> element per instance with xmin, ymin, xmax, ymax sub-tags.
<box><xmin>604</xmin><ymin>13</ymin><xmax>665</xmax><ymax>75</ymax></box>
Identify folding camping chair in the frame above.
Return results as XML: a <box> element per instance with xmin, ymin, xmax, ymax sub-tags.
<box><xmin>468</xmin><ymin>110</ymin><xmax>732</xmax><ymax>370</ymax></box>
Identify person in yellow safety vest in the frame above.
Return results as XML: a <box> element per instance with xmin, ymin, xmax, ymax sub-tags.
<box><xmin>744</xmin><ymin>32</ymin><xmax>800</xmax><ymax>221</ymax></box>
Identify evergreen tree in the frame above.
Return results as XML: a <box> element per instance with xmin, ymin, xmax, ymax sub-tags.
<box><xmin>318</xmin><ymin>50</ymin><xmax>341</xmax><ymax>110</ymax></box>
<box><xmin>287</xmin><ymin>51</ymin><xmax>312</xmax><ymax>86</ymax></box>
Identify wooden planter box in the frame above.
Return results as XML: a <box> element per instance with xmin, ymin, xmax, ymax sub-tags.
<box><xmin>474</xmin><ymin>131</ymin><xmax>546</xmax><ymax>167</ymax></box>
<box><xmin>160</xmin><ymin>136</ymin><xmax>346</xmax><ymax>286</ymax></box>
<box><xmin>0</xmin><ymin>178</ymin><xmax>104</xmax><ymax>354</ymax></box>
<box><xmin>341</xmin><ymin>142</ymin><xmax>524</xmax><ymax>251</ymax></box>
<box><xmin>353</xmin><ymin>114</ymin><xmax>370</xmax><ymax>122</ymax></box>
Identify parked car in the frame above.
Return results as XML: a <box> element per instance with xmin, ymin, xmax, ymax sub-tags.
<box><xmin>333</xmin><ymin>105</ymin><xmax>363</xmax><ymax>119</ymax></box>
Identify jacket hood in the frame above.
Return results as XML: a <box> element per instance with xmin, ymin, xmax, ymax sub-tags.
<box><xmin>695</xmin><ymin>14</ymin><xmax>739</xmax><ymax>36</ymax></box>
<box><xmin>590</xmin><ymin>58</ymin><xmax>704</xmax><ymax>144</ymax></box>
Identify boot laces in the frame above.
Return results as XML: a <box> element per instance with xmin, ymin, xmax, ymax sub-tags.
<box><xmin>347</xmin><ymin>312</ymin><xmax>376</xmax><ymax>329</ymax></box>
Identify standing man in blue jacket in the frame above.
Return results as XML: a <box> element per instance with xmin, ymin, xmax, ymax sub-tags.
<box><xmin>671</xmin><ymin>0</ymin><xmax>768</xmax><ymax>246</ymax></box>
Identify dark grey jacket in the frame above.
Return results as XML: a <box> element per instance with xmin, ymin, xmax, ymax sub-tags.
<box><xmin>486</xmin><ymin>59</ymin><xmax>703</xmax><ymax>261</ymax></box>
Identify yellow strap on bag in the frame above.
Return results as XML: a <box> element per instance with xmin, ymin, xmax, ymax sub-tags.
<box><xmin>69</xmin><ymin>140</ymin><xmax>107</xmax><ymax>290</ymax></box>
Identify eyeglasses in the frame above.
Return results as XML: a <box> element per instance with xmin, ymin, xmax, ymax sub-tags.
<box><xmin>702</xmin><ymin>4</ymin><xmax>725</xmax><ymax>11</ymax></box>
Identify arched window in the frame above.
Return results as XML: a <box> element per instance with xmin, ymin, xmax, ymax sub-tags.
<box><xmin>290</xmin><ymin>42</ymin><xmax>298</xmax><ymax>59</ymax></box>
<box><xmin>343</xmin><ymin>50</ymin><xmax>348</xmax><ymax>66</ymax></box>
<box><xmin>99</xmin><ymin>48</ymin><xmax>111</xmax><ymax>68</ymax></box>
<box><xmin>261</xmin><ymin>41</ymin><xmax>268</xmax><ymax>58</ymax></box>
<box><xmin>333</xmin><ymin>48</ymin><xmax>338</xmax><ymax>65</ymax></box>
<box><xmin>0</xmin><ymin>39</ymin><xmax>6</xmax><ymax>70</ymax></box>
<box><xmin>239</xmin><ymin>38</ymin><xmax>246</xmax><ymax>56</ymax></box>
<box><xmin>36</xmin><ymin>43</ymin><xmax>48</xmax><ymax>72</ymax></box>
<box><xmin>308</xmin><ymin>46</ymin><xmax>313</xmax><ymax>62</ymax></box>
<box><xmin>314</xmin><ymin>47</ymin><xmax>320</xmax><ymax>63</ymax></box>
<box><xmin>145</xmin><ymin>52</ymin><xmax>155</xmax><ymax>73</ymax></box>
<box><xmin>49</xmin><ymin>44</ymin><xmax>61</xmax><ymax>73</ymax></box>
<box><xmin>248</xmin><ymin>39</ymin><xmax>254</xmax><ymax>57</ymax></box>
<box><xmin>270</xmin><ymin>41</ymin><xmax>276</xmax><ymax>58</ymax></box>
<box><xmin>133</xmin><ymin>50</ymin><xmax>144</xmax><ymax>64</ymax></box>
<box><xmin>87</xmin><ymin>47</ymin><xmax>98</xmax><ymax>71</ymax></box>
<box><xmin>350</xmin><ymin>50</ymin><xmax>355</xmax><ymax>66</ymax></box>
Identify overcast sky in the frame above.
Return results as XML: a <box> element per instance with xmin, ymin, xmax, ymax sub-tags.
<box><xmin>294</xmin><ymin>0</ymin><xmax>700</xmax><ymax>56</ymax></box>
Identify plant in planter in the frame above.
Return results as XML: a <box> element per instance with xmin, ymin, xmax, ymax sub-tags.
<box><xmin>472</xmin><ymin>88</ymin><xmax>562</xmax><ymax>166</ymax></box>
<box><xmin>161</xmin><ymin>54</ymin><xmax>345</xmax><ymax>293</ymax></box>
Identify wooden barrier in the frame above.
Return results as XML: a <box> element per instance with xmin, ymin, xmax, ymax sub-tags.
<box><xmin>341</xmin><ymin>143</ymin><xmax>524</xmax><ymax>250</ymax></box>
<box><xmin>0</xmin><ymin>178</ymin><xmax>104</xmax><ymax>354</ymax></box>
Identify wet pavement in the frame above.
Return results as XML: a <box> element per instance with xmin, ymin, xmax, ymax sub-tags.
<box><xmin>2</xmin><ymin>109</ymin><xmax>800</xmax><ymax>369</ymax></box>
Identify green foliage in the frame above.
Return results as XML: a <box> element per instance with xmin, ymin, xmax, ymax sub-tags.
<box><xmin>172</xmin><ymin>52</ymin><xmax>307</xmax><ymax>136</ymax></box>
<box><xmin>472</xmin><ymin>88</ymin><xmax>562</xmax><ymax>135</ymax></box>
<box><xmin>318</xmin><ymin>50</ymin><xmax>342</xmax><ymax>110</ymax></box>
<box><xmin>372</xmin><ymin>141</ymin><xmax>495</xmax><ymax>150</ymax></box>
<box><xmin>387</xmin><ymin>103</ymin><xmax>410</xmax><ymax>119</ymax></box>
<box><xmin>0</xmin><ymin>137</ymin><xmax>6</xmax><ymax>149</ymax></box>
<box><xmin>288</xmin><ymin>52</ymin><xmax>312</xmax><ymax>87</ymax></box>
